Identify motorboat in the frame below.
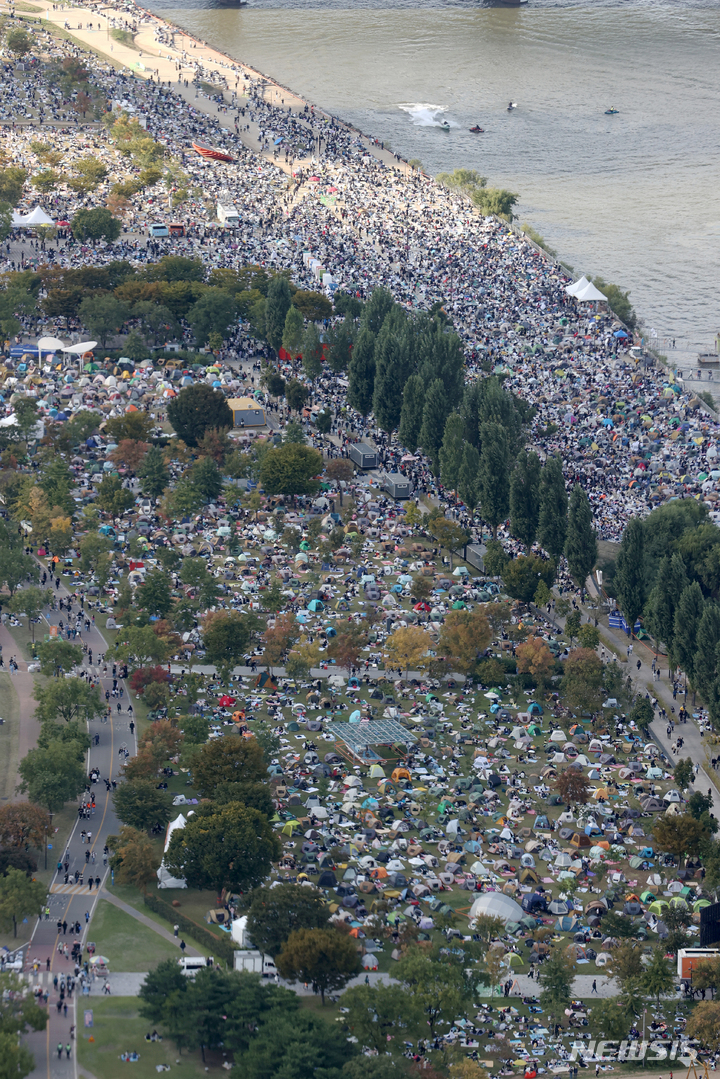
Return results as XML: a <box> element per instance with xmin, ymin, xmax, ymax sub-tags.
<box><xmin>469</xmin><ymin>126</ymin><xmax>485</xmax><ymax>133</ymax></box>
<box><xmin>191</xmin><ymin>142</ymin><xmax>234</xmax><ymax>163</ymax></box>
<box><xmin>604</xmin><ymin>108</ymin><xmax>620</xmax><ymax>115</ymax></box>
<box><xmin>439</xmin><ymin>121</ymin><xmax>451</xmax><ymax>131</ymax></box>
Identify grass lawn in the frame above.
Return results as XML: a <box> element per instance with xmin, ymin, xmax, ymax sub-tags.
<box><xmin>78</xmin><ymin>998</ymin><xmax>218</xmax><ymax>1079</ymax></box>
<box><xmin>104</xmin><ymin>883</ymin><xmax>216</xmax><ymax>958</ymax></box>
<box><xmin>88</xmin><ymin>899</ymin><xmax>182</xmax><ymax>971</ymax></box>
<box><xmin>0</xmin><ymin>670</ymin><xmax>20</xmax><ymax>803</ymax></box>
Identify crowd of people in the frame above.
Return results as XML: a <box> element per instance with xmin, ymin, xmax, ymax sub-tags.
<box><xmin>0</xmin><ymin>5</ymin><xmax>717</xmax><ymax>548</ymax></box>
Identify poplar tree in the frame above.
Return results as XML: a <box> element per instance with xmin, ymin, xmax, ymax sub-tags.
<box><xmin>564</xmin><ymin>485</ymin><xmax>597</xmax><ymax>589</ymax></box>
<box><xmin>347</xmin><ymin>328</ymin><xmax>375</xmax><ymax>417</ymax></box>
<box><xmin>614</xmin><ymin>517</ymin><xmax>646</xmax><ymax>630</ymax></box>
<box><xmin>361</xmin><ymin>287</ymin><xmax>395</xmax><ymax>335</ymax></box>
<box><xmin>327</xmin><ymin>315</ymin><xmax>354</xmax><ymax>373</ymax></box>
<box><xmin>479</xmin><ymin>422</ymin><xmax>510</xmax><ymax>539</ymax></box>
<box><xmin>398</xmin><ymin>374</ymin><xmax>425</xmax><ymax>453</ymax></box>
<box><xmin>373</xmin><ymin>311</ymin><xmax>412</xmax><ymax>433</ymax></box>
<box><xmin>644</xmin><ymin>553</ymin><xmax>689</xmax><ymax>660</ymax></box>
<box><xmin>265</xmin><ymin>275</ymin><xmax>292</xmax><ymax>353</ymax></box>
<box><xmin>439</xmin><ymin>413</ymin><xmax>465</xmax><ymax>494</ymax></box>
<box><xmin>673</xmin><ymin>581</ymin><xmax>705</xmax><ymax>686</ymax></box>
<box><xmin>281</xmin><ymin>304</ymin><xmax>304</xmax><ymax>358</ymax></box>
<box><xmin>458</xmin><ymin>444</ymin><xmax>481</xmax><ymax>514</ymax></box>
<box><xmin>695</xmin><ymin>603</ymin><xmax>720</xmax><ymax>701</ymax></box>
<box><xmin>418</xmin><ymin>379</ymin><xmax>448</xmax><ymax>475</ymax></box>
<box><xmin>509</xmin><ymin>450</ymin><xmax>541</xmax><ymax>550</ymax></box>
<box><xmin>537</xmin><ymin>455</ymin><xmax>568</xmax><ymax>561</ymax></box>
<box><xmin>301</xmin><ymin>322</ymin><xmax>324</xmax><ymax>382</ymax></box>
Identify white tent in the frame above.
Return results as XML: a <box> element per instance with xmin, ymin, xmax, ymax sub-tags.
<box><xmin>157</xmin><ymin>813</ymin><xmax>188</xmax><ymax>889</ymax></box>
<box><xmin>574</xmin><ymin>281</ymin><xmax>608</xmax><ymax>302</ymax></box>
<box><xmin>11</xmin><ymin>206</ymin><xmax>54</xmax><ymax>227</ymax></box>
<box><xmin>469</xmin><ymin>892</ymin><xmax>524</xmax><ymax>924</ymax></box>
<box><xmin>565</xmin><ymin>276</ymin><xmax>589</xmax><ymax>297</ymax></box>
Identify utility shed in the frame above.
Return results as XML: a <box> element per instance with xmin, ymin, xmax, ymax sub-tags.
<box><xmin>227</xmin><ymin>397</ymin><xmax>266</xmax><ymax>427</ymax></box>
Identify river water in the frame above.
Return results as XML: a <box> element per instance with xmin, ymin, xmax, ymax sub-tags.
<box><xmin>144</xmin><ymin>0</ymin><xmax>720</xmax><ymax>357</ymax></box>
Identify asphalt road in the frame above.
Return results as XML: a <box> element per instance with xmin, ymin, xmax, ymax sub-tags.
<box><xmin>19</xmin><ymin>569</ymin><xmax>136</xmax><ymax>1079</ymax></box>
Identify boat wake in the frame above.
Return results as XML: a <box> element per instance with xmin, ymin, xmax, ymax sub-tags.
<box><xmin>398</xmin><ymin>103</ymin><xmax>459</xmax><ymax>129</ymax></box>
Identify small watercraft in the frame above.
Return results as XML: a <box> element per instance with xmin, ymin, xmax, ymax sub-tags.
<box><xmin>439</xmin><ymin>121</ymin><xmax>450</xmax><ymax>131</ymax></box>
<box><xmin>507</xmin><ymin>102</ymin><xmax>518</xmax><ymax>111</ymax></box>
<box><xmin>469</xmin><ymin>126</ymin><xmax>485</xmax><ymax>133</ymax></box>
<box><xmin>604</xmin><ymin>107</ymin><xmax>619</xmax><ymax>115</ymax></box>
<box><xmin>192</xmin><ymin>142</ymin><xmax>234</xmax><ymax>163</ymax></box>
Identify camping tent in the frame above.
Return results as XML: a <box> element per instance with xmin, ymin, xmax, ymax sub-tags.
<box><xmin>469</xmin><ymin>892</ymin><xmax>524</xmax><ymax>924</ymax></box>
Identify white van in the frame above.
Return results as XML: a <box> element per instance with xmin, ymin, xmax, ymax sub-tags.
<box><xmin>178</xmin><ymin>955</ymin><xmax>213</xmax><ymax>977</ymax></box>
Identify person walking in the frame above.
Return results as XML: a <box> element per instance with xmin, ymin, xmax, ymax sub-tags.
<box><xmin>592</xmin><ymin>979</ymin><xmax>598</xmax><ymax>994</ymax></box>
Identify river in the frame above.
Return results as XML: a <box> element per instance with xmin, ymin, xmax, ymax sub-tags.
<box><xmin>143</xmin><ymin>0</ymin><xmax>720</xmax><ymax>360</ymax></box>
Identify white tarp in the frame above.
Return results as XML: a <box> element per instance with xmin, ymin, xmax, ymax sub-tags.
<box><xmin>12</xmin><ymin>206</ymin><xmax>54</xmax><ymax>226</ymax></box>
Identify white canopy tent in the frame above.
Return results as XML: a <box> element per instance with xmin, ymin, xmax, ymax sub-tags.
<box><xmin>565</xmin><ymin>276</ymin><xmax>589</xmax><ymax>297</ymax></box>
<box><xmin>574</xmin><ymin>281</ymin><xmax>608</xmax><ymax>302</ymax></box>
<box><xmin>11</xmin><ymin>207</ymin><xmax>54</xmax><ymax>227</ymax></box>
<box><xmin>37</xmin><ymin>336</ymin><xmax>66</xmax><ymax>353</ymax></box>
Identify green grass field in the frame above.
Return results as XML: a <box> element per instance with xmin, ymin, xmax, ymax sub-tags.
<box><xmin>88</xmin><ymin>899</ymin><xmax>181</xmax><ymax>971</ymax></box>
<box><xmin>77</xmin><ymin>998</ymin><xmax>218</xmax><ymax>1079</ymax></box>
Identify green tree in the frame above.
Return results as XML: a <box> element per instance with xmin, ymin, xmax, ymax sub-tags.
<box><xmin>342</xmin><ymin>983</ymin><xmax>420</xmax><ymax>1055</ymax></box>
<box><xmin>281</xmin><ymin>303</ymin><xmax>304</xmax><ymax>358</ymax></box>
<box><xmin>591</xmin><ymin>276</ymin><xmax>636</xmax><ymax>329</ymax></box>
<box><xmin>191</xmin><ymin>734</ymin><xmax>267</xmax><ymax>801</ymax></box>
<box><xmin>188</xmin><ymin>288</ymin><xmax>237</xmax><ymax>347</ymax></box>
<box><xmin>192</xmin><ymin>456</ymin><xmax>223</xmax><ymax>502</ymax></box>
<box><xmin>202</xmin><ymin>611</ymin><xmax>261</xmax><ymax>680</ymax></box>
<box><xmin>242</xmin><ymin>1011</ymin><xmax>352</xmax><ymax>1079</ymax></box>
<box><xmin>395</xmin><ymin>947</ymin><xmax>469</xmax><ymax>1038</ymax></box>
<box><xmin>0</xmin><ymin>970</ymin><xmax>47</xmax><ymax>1079</ymax></box>
<box><xmin>606</xmin><ymin>940</ymin><xmax>645</xmax><ymax>988</ymax></box>
<box><xmin>479</xmin><ymin>422</ymin><xmax>510</xmax><ymax>539</ymax></box>
<box><xmin>167</xmin><ymin>384</ymin><xmax>233</xmax><ymax>448</ymax></box>
<box><xmin>284</xmin><ymin>379</ymin><xmax>308</xmax><ymax>414</ymax></box>
<box><xmin>136</xmin><ymin>569</ymin><xmax>173</xmax><ymax>618</ymax></box>
<box><xmin>652</xmin><ymin>812</ymin><xmax>708</xmax><ymax>863</ymax></box>
<box><xmin>113</xmin><ymin>779</ymin><xmax>174</xmax><ymax>832</ymax></box>
<box><xmin>265</xmin><ymin>275</ymin><xmax>292</xmax><ymax>353</ymax></box>
<box><xmin>293</xmin><ymin>290</ymin><xmax>333</xmax><ymax>322</ymax></box>
<box><xmin>673</xmin><ymin>581</ymin><xmax>705</xmax><ymax>686</ymax></box>
<box><xmin>138</xmin><ymin>445</ymin><xmax>169</xmax><ymax>500</ymax></box>
<box><xmin>694</xmin><ymin>603</ymin><xmax>720</xmax><ymax>700</ymax></box>
<box><xmin>686</xmin><ymin>1001</ymin><xmax>720</xmax><ymax>1054</ymax></box>
<box><xmin>502</xmin><ymin>554</ymin><xmax>556</xmax><ymax>604</ymax></box>
<box><xmin>562</xmin><ymin>647</ymin><xmax>604</xmax><ymax>713</ymax></box>
<box><xmin>565</xmin><ymin>484</ymin><xmax>597</xmax><ymax>589</ymax></box>
<box><xmin>276</xmin><ymin>927</ymin><xmax>361</xmax><ymax>1004</ymax></box>
<box><xmin>577</xmin><ymin>623</ymin><xmax>600</xmax><ymax>650</ymax></box>
<box><xmin>138</xmin><ymin>958</ymin><xmax>188</xmax><ymax>1025</ymax></box>
<box><xmin>373</xmin><ymin>310</ymin><xmax>412</xmax><ymax>434</ymax></box>
<box><xmin>107</xmin><ymin>825</ymin><xmax>160</xmax><ymax>893</ymax></box>
<box><xmin>0</xmin><ymin>868</ymin><xmax>45</xmax><ymax>939</ymax></box>
<box><xmin>35</xmin><ymin>639</ymin><xmax>82</xmax><ymax>676</ymax></box>
<box><xmin>640</xmin><ymin>946</ymin><xmax>674</xmax><ymax>1002</ymax></box>
<box><xmin>260</xmin><ymin>443</ymin><xmax>323</xmax><ymax>497</ymax></box>
<box><xmin>301</xmin><ymin>321</ymin><xmax>324</xmax><ymax>382</ymax></box>
<box><xmin>33</xmin><ymin>678</ymin><xmax>103</xmax><ymax>725</ymax></box>
<box><xmin>17</xmin><ymin>740</ymin><xmax>86</xmax><ymax>813</ymax></box>
<box><xmin>6</xmin><ymin>29</ymin><xmax>32</xmax><ymax>57</ymax></box>
<box><xmin>78</xmin><ymin>294</ymin><xmax>129</xmax><ymax>346</ymax></box>
<box><xmin>112</xmin><ymin>625</ymin><xmax>170</xmax><ymax>668</ymax></box>
<box><xmin>630</xmin><ymin>696</ymin><xmax>654</xmax><ymax>733</ymax></box>
<box><xmin>362</xmin><ymin>287</ymin><xmax>394</xmax><ymax>335</ymax></box>
<box><xmin>428</xmin><ymin>517</ymin><xmax>470</xmax><ymax>569</ymax></box>
<box><xmin>327</xmin><ymin>315</ymin><xmax>354</xmax><ymax>373</ymax></box>
<box><xmin>398</xmin><ymin>374</ymin><xmax>425</xmax><ymax>454</ymax></box>
<box><xmin>347</xmin><ymin>327</ymin><xmax>376</xmax><ymax>416</ymax></box>
<box><xmin>164</xmin><ymin>801</ymin><xmax>280</xmax><ymax>893</ymax></box>
<box><xmin>538</xmin><ymin>948</ymin><xmax>576</xmax><ymax>1023</ymax></box>
<box><xmin>7</xmin><ymin>586</ymin><xmax>50</xmax><ymax>643</ymax></box>
<box><xmin>0</xmin><ymin>166</ymin><xmax>27</xmax><ymax>205</ymax></box>
<box><xmin>245</xmin><ymin>883</ymin><xmax>330</xmax><ymax>957</ymax></box>
<box><xmin>439</xmin><ymin>412</ymin><xmax>465</xmax><ymax>495</ymax></box>
<box><xmin>674</xmin><ymin>757</ymin><xmax>694</xmax><ymax>791</ymax></box>
<box><xmin>457</xmin><ymin>443</ymin><xmax>481</xmax><ymax>513</ymax></box>
<box><xmin>614</xmin><ymin>517</ymin><xmax>646</xmax><ymax>631</ymax></box>
<box><xmin>509</xmin><ymin>450</ymin><xmax>541</xmax><ymax>550</ymax></box>
<box><xmin>418</xmin><ymin>378</ymin><xmax>449</xmax><ymax>476</ymax></box>
<box><xmin>96</xmin><ymin>474</ymin><xmax>135</xmax><ymax>517</ymax></box>
<box><xmin>473</xmin><ymin>186</ymin><xmax>519</xmax><ymax>220</ymax></box>
<box><xmin>79</xmin><ymin>531</ymin><xmax>112</xmax><ymax>573</ymax></box>
<box><xmin>72</xmin><ymin>207</ymin><xmax>122</xmax><ymax>243</ymax></box>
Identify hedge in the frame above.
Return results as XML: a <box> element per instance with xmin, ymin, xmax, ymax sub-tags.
<box><xmin>143</xmin><ymin>892</ymin><xmax>235</xmax><ymax>965</ymax></box>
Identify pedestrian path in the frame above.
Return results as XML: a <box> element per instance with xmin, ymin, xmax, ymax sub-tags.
<box><xmin>100</xmin><ymin>889</ymin><xmax>202</xmax><ymax>957</ymax></box>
